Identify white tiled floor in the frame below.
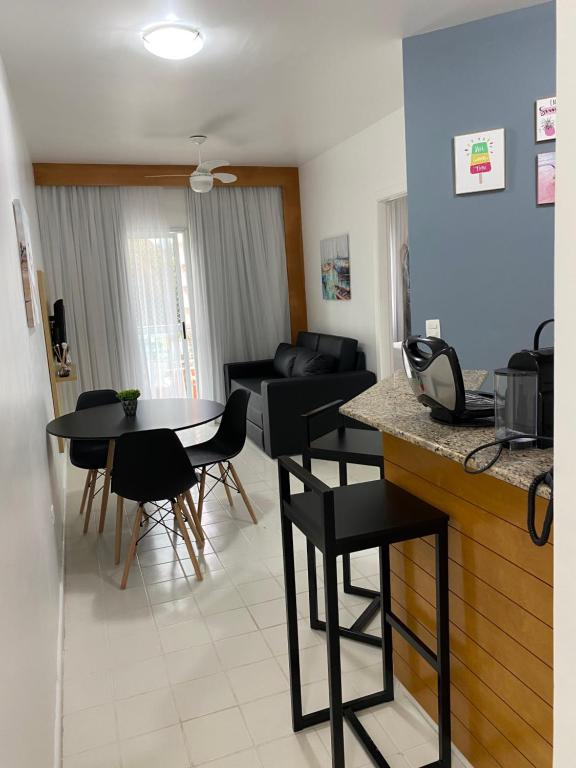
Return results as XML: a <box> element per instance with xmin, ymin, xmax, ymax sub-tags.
<box><xmin>62</xmin><ymin>425</ymin><xmax>470</xmax><ymax>768</ymax></box>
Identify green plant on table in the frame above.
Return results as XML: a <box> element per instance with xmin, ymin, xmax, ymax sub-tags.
<box><xmin>117</xmin><ymin>389</ymin><xmax>141</xmax><ymax>401</ymax></box>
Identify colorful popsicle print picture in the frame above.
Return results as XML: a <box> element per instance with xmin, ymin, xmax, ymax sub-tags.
<box><xmin>468</xmin><ymin>140</ymin><xmax>492</xmax><ymax>183</ymax></box>
<box><xmin>454</xmin><ymin>129</ymin><xmax>505</xmax><ymax>194</ymax></box>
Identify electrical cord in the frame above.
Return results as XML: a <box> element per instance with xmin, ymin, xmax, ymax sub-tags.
<box><xmin>463</xmin><ymin>434</ymin><xmax>553</xmax><ymax>474</ymax></box>
<box><xmin>464</xmin><ymin>434</ymin><xmax>554</xmax><ymax>546</ymax></box>
<box><xmin>527</xmin><ymin>469</ymin><xmax>554</xmax><ymax>546</ymax></box>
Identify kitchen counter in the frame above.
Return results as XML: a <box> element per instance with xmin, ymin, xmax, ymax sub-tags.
<box><xmin>340</xmin><ymin>370</ymin><xmax>553</xmax><ymax>494</ymax></box>
<box><xmin>340</xmin><ymin>370</ymin><xmax>553</xmax><ymax>768</ymax></box>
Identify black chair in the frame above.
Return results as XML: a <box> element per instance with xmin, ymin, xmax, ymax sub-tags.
<box><xmin>69</xmin><ymin>388</ymin><xmax>117</xmax><ymax>535</ymax></box>
<box><xmin>302</xmin><ymin>399</ymin><xmax>384</xmax><ymax>640</ymax></box>
<box><xmin>185</xmin><ymin>389</ymin><xmax>258</xmax><ymax>525</ymax></box>
<box><xmin>111</xmin><ymin>429</ymin><xmax>204</xmax><ymax>589</ymax></box>
<box><xmin>278</xmin><ymin>457</ymin><xmax>451</xmax><ymax>768</ymax></box>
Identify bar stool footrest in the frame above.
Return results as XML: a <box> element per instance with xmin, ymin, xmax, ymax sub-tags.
<box><xmin>350</xmin><ymin>595</ymin><xmax>381</xmax><ymax>632</ymax></box>
<box><xmin>385</xmin><ymin>611</ymin><xmax>437</xmax><ymax>671</ymax></box>
<box><xmin>310</xmin><ymin>617</ymin><xmax>382</xmax><ymax>648</ymax></box>
<box><xmin>294</xmin><ymin>689</ymin><xmax>393</xmax><ymax>731</ymax></box>
<box><xmin>345</xmin><ymin>708</ymin><xmax>443</xmax><ymax>768</ymax></box>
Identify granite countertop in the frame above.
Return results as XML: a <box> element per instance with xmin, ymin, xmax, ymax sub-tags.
<box><xmin>340</xmin><ymin>371</ymin><xmax>553</xmax><ymax>495</ymax></box>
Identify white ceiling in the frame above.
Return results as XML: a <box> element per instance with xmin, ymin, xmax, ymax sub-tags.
<box><xmin>0</xmin><ymin>0</ymin><xmax>546</xmax><ymax>166</ymax></box>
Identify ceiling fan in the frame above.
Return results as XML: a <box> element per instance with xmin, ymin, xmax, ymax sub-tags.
<box><xmin>146</xmin><ymin>135</ymin><xmax>238</xmax><ymax>193</ymax></box>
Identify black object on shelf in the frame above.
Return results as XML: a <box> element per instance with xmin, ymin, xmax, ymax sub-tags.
<box><xmin>49</xmin><ymin>298</ymin><xmax>67</xmax><ymax>347</ymax></box>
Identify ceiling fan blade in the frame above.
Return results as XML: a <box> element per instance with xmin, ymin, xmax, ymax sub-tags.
<box><xmin>213</xmin><ymin>172</ymin><xmax>238</xmax><ymax>184</ymax></box>
<box><xmin>197</xmin><ymin>160</ymin><xmax>230</xmax><ymax>173</ymax></box>
<box><xmin>144</xmin><ymin>174</ymin><xmax>191</xmax><ymax>178</ymax></box>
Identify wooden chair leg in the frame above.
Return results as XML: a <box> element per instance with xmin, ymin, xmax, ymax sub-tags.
<box><xmin>98</xmin><ymin>439</ymin><xmax>115</xmax><ymax>534</ymax></box>
<box><xmin>83</xmin><ymin>470</ymin><xmax>97</xmax><ymax>534</ymax></box>
<box><xmin>197</xmin><ymin>468</ymin><xmax>206</xmax><ymax>522</ymax></box>
<box><xmin>178</xmin><ymin>494</ymin><xmax>201</xmax><ymax>543</ymax></box>
<box><xmin>173</xmin><ymin>499</ymin><xmax>203</xmax><ymax>581</ymax></box>
<box><xmin>218</xmin><ymin>462</ymin><xmax>234</xmax><ymax>506</ymax></box>
<box><xmin>121</xmin><ymin>503</ymin><xmax>144</xmax><ymax>589</ymax></box>
<box><xmin>79</xmin><ymin>471</ymin><xmax>91</xmax><ymax>516</ymax></box>
<box><xmin>228</xmin><ymin>462</ymin><xmax>257</xmax><ymax>524</ymax></box>
<box><xmin>115</xmin><ymin>496</ymin><xmax>124</xmax><ymax>565</ymax></box>
<box><xmin>184</xmin><ymin>490</ymin><xmax>205</xmax><ymax>546</ymax></box>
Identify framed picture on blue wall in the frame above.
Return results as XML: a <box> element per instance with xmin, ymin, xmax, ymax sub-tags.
<box><xmin>535</xmin><ymin>97</ymin><xmax>556</xmax><ymax>142</ymax></box>
<box><xmin>453</xmin><ymin>128</ymin><xmax>506</xmax><ymax>194</ymax></box>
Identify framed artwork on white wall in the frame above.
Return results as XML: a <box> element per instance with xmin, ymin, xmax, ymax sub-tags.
<box><xmin>453</xmin><ymin>128</ymin><xmax>506</xmax><ymax>195</ymax></box>
<box><xmin>12</xmin><ymin>199</ymin><xmax>39</xmax><ymax>328</ymax></box>
<box><xmin>320</xmin><ymin>234</ymin><xmax>351</xmax><ymax>300</ymax></box>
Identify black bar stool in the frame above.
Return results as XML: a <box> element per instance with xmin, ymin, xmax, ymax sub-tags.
<box><xmin>278</xmin><ymin>456</ymin><xmax>451</xmax><ymax>768</ymax></box>
<box><xmin>302</xmin><ymin>400</ymin><xmax>384</xmax><ymax>639</ymax></box>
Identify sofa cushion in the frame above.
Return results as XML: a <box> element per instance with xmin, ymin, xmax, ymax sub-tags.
<box><xmin>292</xmin><ymin>348</ymin><xmax>338</xmax><ymax>377</ymax></box>
<box><xmin>273</xmin><ymin>343</ymin><xmax>298</xmax><ymax>377</ymax></box>
<box><xmin>295</xmin><ymin>331</ymin><xmax>358</xmax><ymax>372</ymax></box>
<box><xmin>317</xmin><ymin>335</ymin><xmax>358</xmax><ymax>372</ymax></box>
<box><xmin>296</xmin><ymin>331</ymin><xmax>320</xmax><ymax>351</ymax></box>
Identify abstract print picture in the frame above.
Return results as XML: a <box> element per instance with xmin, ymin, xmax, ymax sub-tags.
<box><xmin>454</xmin><ymin>128</ymin><xmax>506</xmax><ymax>194</ymax></box>
<box><xmin>320</xmin><ymin>233</ymin><xmax>351</xmax><ymax>301</ymax></box>
<box><xmin>537</xmin><ymin>152</ymin><xmax>555</xmax><ymax>205</ymax></box>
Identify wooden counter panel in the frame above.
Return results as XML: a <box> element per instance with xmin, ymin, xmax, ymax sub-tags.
<box><xmin>390</xmin><ymin>572</ymin><xmax>552</xmax><ymax>706</ymax></box>
<box><xmin>391</xmin><ymin>544</ymin><xmax>552</xmax><ymax>665</ymax></box>
<box><xmin>391</xmin><ymin>598</ymin><xmax>552</xmax><ymax>748</ymax></box>
<box><xmin>384</xmin><ymin>460</ymin><xmax>553</xmax><ymax>585</ymax></box>
<box><xmin>384</xmin><ymin>434</ymin><xmax>551</xmax><ymax>537</ymax></box>
<box><xmin>396</xmin><ymin>531</ymin><xmax>552</xmax><ymax>627</ymax></box>
<box><xmin>381</xmin><ymin>434</ymin><xmax>553</xmax><ymax>767</ymax></box>
<box><xmin>390</xmin><ymin>596</ymin><xmax>552</xmax><ymax>744</ymax></box>
<box><xmin>394</xmin><ymin>639</ymin><xmax>549</xmax><ymax>768</ymax></box>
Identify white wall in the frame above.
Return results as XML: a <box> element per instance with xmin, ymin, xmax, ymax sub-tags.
<box><xmin>553</xmin><ymin>2</ymin><xmax>575</xmax><ymax>764</ymax></box>
<box><xmin>0</xmin><ymin>57</ymin><xmax>65</xmax><ymax>767</ymax></box>
<box><xmin>299</xmin><ymin>108</ymin><xmax>407</xmax><ymax>376</ymax></box>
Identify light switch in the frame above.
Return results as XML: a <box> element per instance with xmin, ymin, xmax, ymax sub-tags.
<box><xmin>426</xmin><ymin>319</ymin><xmax>442</xmax><ymax>338</ymax></box>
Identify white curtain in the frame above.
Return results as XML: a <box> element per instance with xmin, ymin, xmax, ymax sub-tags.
<box><xmin>36</xmin><ymin>186</ymin><xmax>186</xmax><ymax>410</ymax></box>
<box><xmin>388</xmin><ymin>195</ymin><xmax>411</xmax><ymax>343</ymax></box>
<box><xmin>186</xmin><ymin>186</ymin><xmax>290</xmax><ymax>401</ymax></box>
<box><xmin>35</xmin><ymin>186</ymin><xmax>146</xmax><ymax>412</ymax></box>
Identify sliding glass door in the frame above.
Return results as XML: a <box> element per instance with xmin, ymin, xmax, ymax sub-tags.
<box><xmin>126</xmin><ymin>231</ymin><xmax>197</xmax><ymax>399</ymax></box>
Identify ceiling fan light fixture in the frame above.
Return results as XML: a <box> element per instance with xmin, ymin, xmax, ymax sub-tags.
<box><xmin>190</xmin><ymin>173</ymin><xmax>214</xmax><ymax>193</ymax></box>
<box><xmin>142</xmin><ymin>24</ymin><xmax>204</xmax><ymax>60</ymax></box>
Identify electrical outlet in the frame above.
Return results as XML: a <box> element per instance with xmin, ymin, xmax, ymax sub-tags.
<box><xmin>425</xmin><ymin>319</ymin><xmax>442</xmax><ymax>338</ymax></box>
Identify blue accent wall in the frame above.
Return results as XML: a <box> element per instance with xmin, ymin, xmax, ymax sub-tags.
<box><xmin>403</xmin><ymin>2</ymin><xmax>555</xmax><ymax>371</ymax></box>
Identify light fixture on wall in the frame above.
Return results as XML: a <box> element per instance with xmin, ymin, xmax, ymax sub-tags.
<box><xmin>142</xmin><ymin>23</ymin><xmax>204</xmax><ymax>60</ymax></box>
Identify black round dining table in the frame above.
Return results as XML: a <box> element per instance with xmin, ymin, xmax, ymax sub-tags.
<box><xmin>46</xmin><ymin>398</ymin><xmax>225</xmax><ymax>534</ymax></box>
<box><xmin>46</xmin><ymin>398</ymin><xmax>224</xmax><ymax>441</ymax></box>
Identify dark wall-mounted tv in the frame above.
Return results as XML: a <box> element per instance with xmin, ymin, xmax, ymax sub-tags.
<box><xmin>49</xmin><ymin>299</ymin><xmax>67</xmax><ymax>347</ymax></box>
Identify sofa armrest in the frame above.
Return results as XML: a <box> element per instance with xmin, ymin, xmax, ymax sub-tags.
<box><xmin>223</xmin><ymin>359</ymin><xmax>276</xmax><ymax>397</ymax></box>
<box><xmin>261</xmin><ymin>370</ymin><xmax>377</xmax><ymax>457</ymax></box>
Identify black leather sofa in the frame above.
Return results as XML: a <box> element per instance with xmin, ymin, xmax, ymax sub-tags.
<box><xmin>223</xmin><ymin>331</ymin><xmax>376</xmax><ymax>458</ymax></box>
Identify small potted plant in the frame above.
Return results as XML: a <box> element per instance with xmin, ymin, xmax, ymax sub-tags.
<box><xmin>117</xmin><ymin>389</ymin><xmax>141</xmax><ymax>417</ymax></box>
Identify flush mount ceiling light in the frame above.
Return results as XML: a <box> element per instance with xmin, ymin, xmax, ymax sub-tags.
<box><xmin>142</xmin><ymin>24</ymin><xmax>204</xmax><ymax>60</ymax></box>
